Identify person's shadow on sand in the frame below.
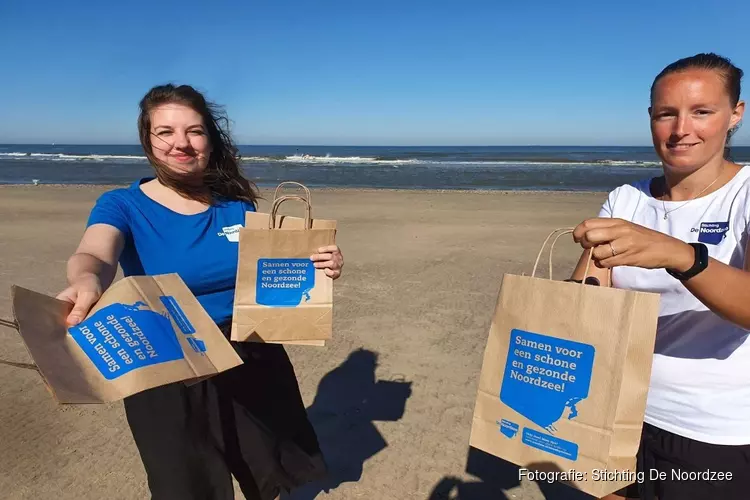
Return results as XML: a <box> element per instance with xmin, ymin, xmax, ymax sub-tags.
<box><xmin>282</xmin><ymin>348</ymin><xmax>413</xmax><ymax>500</ymax></box>
<box><xmin>429</xmin><ymin>448</ymin><xmax>594</xmax><ymax>500</ymax></box>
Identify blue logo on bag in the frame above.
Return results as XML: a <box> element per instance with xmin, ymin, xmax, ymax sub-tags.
<box><xmin>498</xmin><ymin>419</ymin><xmax>519</xmax><ymax>438</ymax></box>
<box><xmin>500</xmin><ymin>329</ymin><xmax>595</xmax><ymax>434</ymax></box>
<box><xmin>159</xmin><ymin>295</ymin><xmax>195</xmax><ymax>334</ymax></box>
<box><xmin>256</xmin><ymin>258</ymin><xmax>315</xmax><ymax>307</ymax></box>
<box><xmin>696</xmin><ymin>221</ymin><xmax>729</xmax><ymax>245</ymax></box>
<box><xmin>499</xmin><ymin>329</ymin><xmax>595</xmax><ymax>461</ymax></box>
<box><xmin>68</xmin><ymin>300</ymin><xmax>185</xmax><ymax>380</ymax></box>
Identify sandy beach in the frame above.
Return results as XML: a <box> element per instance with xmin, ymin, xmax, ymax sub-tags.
<box><xmin>0</xmin><ymin>185</ymin><xmax>608</xmax><ymax>500</ymax></box>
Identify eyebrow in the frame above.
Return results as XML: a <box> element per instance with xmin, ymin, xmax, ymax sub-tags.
<box><xmin>653</xmin><ymin>103</ymin><xmax>717</xmax><ymax>111</ymax></box>
<box><xmin>153</xmin><ymin>124</ymin><xmax>205</xmax><ymax>130</ymax></box>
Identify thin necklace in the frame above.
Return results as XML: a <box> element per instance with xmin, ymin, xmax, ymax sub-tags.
<box><xmin>661</xmin><ymin>169</ymin><xmax>724</xmax><ymax>220</ymax></box>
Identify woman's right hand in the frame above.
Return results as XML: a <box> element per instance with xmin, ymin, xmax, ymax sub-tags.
<box><xmin>56</xmin><ymin>273</ymin><xmax>103</xmax><ymax>326</ymax></box>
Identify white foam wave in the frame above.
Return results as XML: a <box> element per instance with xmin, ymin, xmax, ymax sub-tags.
<box><xmin>420</xmin><ymin>160</ymin><xmax>664</xmax><ymax>167</ymax></box>
<box><xmin>242</xmin><ymin>154</ymin><xmax>663</xmax><ymax>168</ymax></box>
<box><xmin>422</xmin><ymin>160</ymin><xmax>597</xmax><ymax>166</ymax></box>
<box><xmin>243</xmin><ymin>154</ymin><xmax>418</xmax><ymax>165</ymax></box>
<box><xmin>0</xmin><ymin>152</ymin><xmax>146</xmax><ymax>161</ymax></box>
<box><xmin>599</xmin><ymin>160</ymin><xmax>663</xmax><ymax>167</ymax></box>
<box><xmin>0</xmin><ymin>151</ymin><xmax>712</xmax><ymax>169</ymax></box>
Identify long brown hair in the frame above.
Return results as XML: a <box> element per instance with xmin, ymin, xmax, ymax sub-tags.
<box><xmin>138</xmin><ymin>84</ymin><xmax>259</xmax><ymax>207</ymax></box>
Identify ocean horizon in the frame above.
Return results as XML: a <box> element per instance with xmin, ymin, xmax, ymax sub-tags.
<box><xmin>2</xmin><ymin>144</ymin><xmax>749</xmax><ymax>191</ymax></box>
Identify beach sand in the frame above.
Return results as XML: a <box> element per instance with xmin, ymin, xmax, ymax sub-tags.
<box><xmin>0</xmin><ymin>186</ymin><xmax>607</xmax><ymax>500</ymax></box>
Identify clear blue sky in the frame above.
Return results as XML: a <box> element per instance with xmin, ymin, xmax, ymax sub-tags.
<box><xmin>2</xmin><ymin>0</ymin><xmax>749</xmax><ymax>146</ymax></box>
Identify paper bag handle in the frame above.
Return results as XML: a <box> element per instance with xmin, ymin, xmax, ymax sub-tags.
<box><xmin>273</xmin><ymin>182</ymin><xmax>311</xmax><ymax>205</ymax></box>
<box><xmin>531</xmin><ymin>227</ymin><xmax>608</xmax><ymax>284</ymax></box>
<box><xmin>0</xmin><ymin>317</ymin><xmax>39</xmax><ymax>371</ymax></box>
<box><xmin>0</xmin><ymin>318</ymin><xmax>17</xmax><ymax>329</ymax></box>
<box><xmin>0</xmin><ymin>359</ymin><xmax>38</xmax><ymax>371</ymax></box>
<box><xmin>270</xmin><ymin>195</ymin><xmax>312</xmax><ymax>229</ymax></box>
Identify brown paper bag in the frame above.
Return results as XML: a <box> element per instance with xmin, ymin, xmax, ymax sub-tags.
<box><xmin>231</xmin><ymin>185</ymin><xmax>337</xmax><ymax>345</ymax></box>
<box><xmin>1</xmin><ymin>273</ymin><xmax>243</xmax><ymax>404</ymax></box>
<box><xmin>469</xmin><ymin>228</ymin><xmax>660</xmax><ymax>498</ymax></box>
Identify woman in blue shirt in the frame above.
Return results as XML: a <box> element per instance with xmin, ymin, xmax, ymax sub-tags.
<box><xmin>55</xmin><ymin>84</ymin><xmax>344</xmax><ymax>500</ymax></box>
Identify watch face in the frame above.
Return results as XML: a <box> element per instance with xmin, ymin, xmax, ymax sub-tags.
<box><xmin>667</xmin><ymin>243</ymin><xmax>706</xmax><ymax>281</ymax></box>
<box><xmin>685</xmin><ymin>243</ymin><xmax>709</xmax><ymax>279</ymax></box>
<box><xmin>696</xmin><ymin>243</ymin><xmax>709</xmax><ymax>268</ymax></box>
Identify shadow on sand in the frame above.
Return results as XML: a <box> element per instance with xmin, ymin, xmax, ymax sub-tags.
<box><xmin>428</xmin><ymin>447</ymin><xmax>595</xmax><ymax>500</ymax></box>
<box><xmin>282</xmin><ymin>348</ymin><xmax>413</xmax><ymax>499</ymax></box>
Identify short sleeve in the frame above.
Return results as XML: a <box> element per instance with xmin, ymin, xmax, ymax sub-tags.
<box><xmin>86</xmin><ymin>190</ymin><xmax>131</xmax><ymax>236</ymax></box>
<box><xmin>242</xmin><ymin>200</ymin><xmax>257</xmax><ymax>213</ymax></box>
<box><xmin>598</xmin><ymin>186</ymin><xmax>622</xmax><ymax>219</ymax></box>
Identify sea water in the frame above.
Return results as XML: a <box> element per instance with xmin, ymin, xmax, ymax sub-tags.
<box><xmin>2</xmin><ymin>144</ymin><xmax>748</xmax><ymax>191</ymax></box>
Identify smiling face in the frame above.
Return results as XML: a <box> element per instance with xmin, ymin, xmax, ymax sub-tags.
<box><xmin>649</xmin><ymin>68</ymin><xmax>744</xmax><ymax>173</ymax></box>
<box><xmin>149</xmin><ymin>103</ymin><xmax>212</xmax><ymax>175</ymax></box>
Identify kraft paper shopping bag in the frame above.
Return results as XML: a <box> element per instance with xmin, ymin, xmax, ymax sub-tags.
<box><xmin>469</xmin><ymin>228</ymin><xmax>660</xmax><ymax>497</ymax></box>
<box><xmin>231</xmin><ymin>187</ymin><xmax>337</xmax><ymax>345</ymax></box>
<box><xmin>0</xmin><ymin>274</ymin><xmax>243</xmax><ymax>404</ymax></box>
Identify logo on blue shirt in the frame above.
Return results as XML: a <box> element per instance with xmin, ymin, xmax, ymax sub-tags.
<box><xmin>217</xmin><ymin>224</ymin><xmax>242</xmax><ymax>242</ymax></box>
<box><xmin>692</xmin><ymin>221</ymin><xmax>729</xmax><ymax>245</ymax></box>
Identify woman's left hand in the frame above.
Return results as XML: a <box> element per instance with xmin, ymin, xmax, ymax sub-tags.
<box><xmin>311</xmin><ymin>245</ymin><xmax>344</xmax><ymax>279</ymax></box>
<box><xmin>572</xmin><ymin>218</ymin><xmax>695</xmax><ymax>271</ymax></box>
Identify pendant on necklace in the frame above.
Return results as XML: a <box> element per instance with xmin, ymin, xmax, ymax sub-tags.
<box><xmin>664</xmin><ymin>214</ymin><xmax>668</xmax><ymax>220</ymax></box>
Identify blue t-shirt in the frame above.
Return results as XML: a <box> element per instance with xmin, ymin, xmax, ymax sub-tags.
<box><xmin>86</xmin><ymin>177</ymin><xmax>256</xmax><ymax>326</ymax></box>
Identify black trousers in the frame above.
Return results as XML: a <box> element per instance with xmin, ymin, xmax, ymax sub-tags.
<box><xmin>123</xmin><ymin>340</ymin><xmax>327</xmax><ymax>500</ymax></box>
<box><xmin>616</xmin><ymin>422</ymin><xmax>750</xmax><ymax>500</ymax></box>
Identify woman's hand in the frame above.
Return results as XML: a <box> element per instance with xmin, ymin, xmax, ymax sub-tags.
<box><xmin>311</xmin><ymin>245</ymin><xmax>344</xmax><ymax>279</ymax></box>
<box><xmin>572</xmin><ymin>218</ymin><xmax>695</xmax><ymax>272</ymax></box>
<box><xmin>56</xmin><ymin>273</ymin><xmax>103</xmax><ymax>326</ymax></box>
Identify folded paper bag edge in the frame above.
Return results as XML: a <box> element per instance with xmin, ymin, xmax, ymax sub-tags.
<box><xmin>10</xmin><ymin>284</ymin><xmax>107</xmax><ymax>404</ymax></box>
<box><xmin>150</xmin><ymin>274</ymin><xmax>236</xmax><ymax>376</ymax></box>
<box><xmin>9</xmin><ymin>274</ymin><xmax>245</xmax><ymax>403</ymax></box>
<box><xmin>141</xmin><ymin>273</ymin><xmax>244</xmax><ymax>374</ymax></box>
<box><xmin>11</xmin><ymin>282</ymin><xmax>159</xmax><ymax>403</ymax></box>
<box><xmin>230</xmin><ymin>307</ymin><xmax>332</xmax><ymax>342</ymax></box>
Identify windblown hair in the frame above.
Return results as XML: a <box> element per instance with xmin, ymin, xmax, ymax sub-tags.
<box><xmin>138</xmin><ymin>84</ymin><xmax>259</xmax><ymax>207</ymax></box>
<box><xmin>651</xmin><ymin>53</ymin><xmax>744</xmax><ymax>159</ymax></box>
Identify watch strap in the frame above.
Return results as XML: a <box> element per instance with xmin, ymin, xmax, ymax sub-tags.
<box><xmin>666</xmin><ymin>243</ymin><xmax>709</xmax><ymax>281</ymax></box>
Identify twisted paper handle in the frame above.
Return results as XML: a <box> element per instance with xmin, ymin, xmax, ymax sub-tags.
<box><xmin>273</xmin><ymin>182</ymin><xmax>312</xmax><ymax>205</ymax></box>
<box><xmin>0</xmin><ymin>317</ymin><xmax>39</xmax><ymax>371</ymax></box>
<box><xmin>531</xmin><ymin>227</ymin><xmax>610</xmax><ymax>284</ymax></box>
<box><xmin>269</xmin><ymin>195</ymin><xmax>312</xmax><ymax>229</ymax></box>
<box><xmin>0</xmin><ymin>318</ymin><xmax>17</xmax><ymax>329</ymax></box>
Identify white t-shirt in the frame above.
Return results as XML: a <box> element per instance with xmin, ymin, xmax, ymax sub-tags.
<box><xmin>600</xmin><ymin>165</ymin><xmax>750</xmax><ymax>445</ymax></box>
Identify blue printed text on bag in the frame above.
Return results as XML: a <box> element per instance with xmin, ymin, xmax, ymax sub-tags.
<box><xmin>68</xmin><ymin>300</ymin><xmax>186</xmax><ymax>380</ymax></box>
<box><xmin>499</xmin><ymin>328</ymin><xmax>595</xmax><ymax>459</ymax></box>
<box><xmin>256</xmin><ymin>258</ymin><xmax>315</xmax><ymax>307</ymax></box>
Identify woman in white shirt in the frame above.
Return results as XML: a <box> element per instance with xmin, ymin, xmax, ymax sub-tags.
<box><xmin>570</xmin><ymin>53</ymin><xmax>750</xmax><ymax>500</ymax></box>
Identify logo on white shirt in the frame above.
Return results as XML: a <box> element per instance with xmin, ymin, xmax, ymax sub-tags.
<box><xmin>217</xmin><ymin>224</ymin><xmax>242</xmax><ymax>243</ymax></box>
<box><xmin>691</xmin><ymin>221</ymin><xmax>729</xmax><ymax>245</ymax></box>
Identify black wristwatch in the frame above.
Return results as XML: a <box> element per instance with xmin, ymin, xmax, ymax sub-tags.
<box><xmin>666</xmin><ymin>242</ymin><xmax>709</xmax><ymax>281</ymax></box>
